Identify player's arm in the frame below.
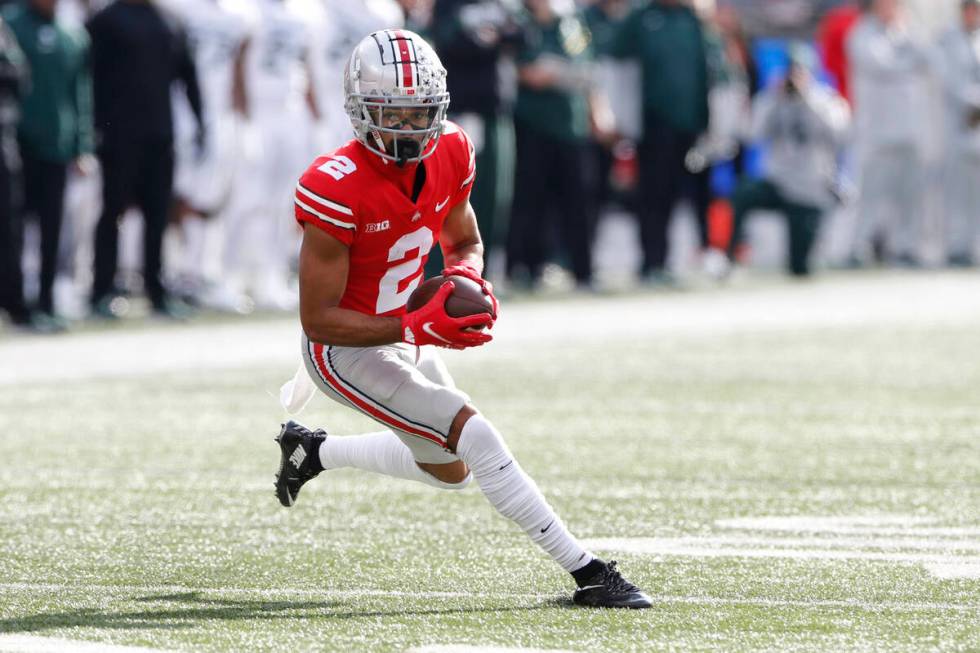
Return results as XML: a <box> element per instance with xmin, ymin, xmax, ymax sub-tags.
<box><xmin>439</xmin><ymin>196</ymin><xmax>498</xmax><ymax>320</ymax></box>
<box><xmin>299</xmin><ymin>224</ymin><xmax>491</xmax><ymax>348</ymax></box>
<box><xmin>175</xmin><ymin>28</ymin><xmax>205</xmax><ymax>136</ymax></box>
<box><xmin>232</xmin><ymin>38</ymin><xmax>250</xmax><ymax>120</ymax></box>
<box><xmin>304</xmin><ymin>52</ymin><xmax>320</xmax><ymax>122</ymax></box>
<box><xmin>439</xmin><ymin>196</ymin><xmax>484</xmax><ymax>275</ymax></box>
<box><xmin>298</xmin><ymin>225</ymin><xmax>402</xmax><ymax>347</ymax></box>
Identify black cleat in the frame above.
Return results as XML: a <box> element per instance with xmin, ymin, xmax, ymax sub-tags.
<box><xmin>572</xmin><ymin>560</ymin><xmax>652</xmax><ymax>609</ymax></box>
<box><xmin>274</xmin><ymin>421</ymin><xmax>326</xmax><ymax>507</ymax></box>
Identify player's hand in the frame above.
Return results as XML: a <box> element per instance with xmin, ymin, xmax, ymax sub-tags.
<box><xmin>441</xmin><ymin>263</ymin><xmax>499</xmax><ymax>325</ymax></box>
<box><xmin>71</xmin><ymin>154</ymin><xmax>98</xmax><ymax>177</ymax></box>
<box><xmin>401</xmin><ymin>281</ymin><xmax>493</xmax><ymax>349</ymax></box>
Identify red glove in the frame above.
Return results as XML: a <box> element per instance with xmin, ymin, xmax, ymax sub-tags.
<box><xmin>441</xmin><ymin>262</ymin><xmax>499</xmax><ymax>323</ymax></box>
<box><xmin>401</xmin><ymin>281</ymin><xmax>493</xmax><ymax>349</ymax></box>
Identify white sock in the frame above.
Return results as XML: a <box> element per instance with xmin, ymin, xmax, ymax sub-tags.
<box><xmin>455</xmin><ymin>414</ymin><xmax>593</xmax><ymax>573</ymax></box>
<box><xmin>319</xmin><ymin>430</ymin><xmax>470</xmax><ymax>491</ymax></box>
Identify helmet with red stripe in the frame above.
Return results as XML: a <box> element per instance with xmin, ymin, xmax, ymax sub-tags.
<box><xmin>344</xmin><ymin>30</ymin><xmax>450</xmax><ymax>166</ymax></box>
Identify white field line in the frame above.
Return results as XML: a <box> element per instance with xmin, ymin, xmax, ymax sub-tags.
<box><xmin>708</xmin><ymin>516</ymin><xmax>980</xmax><ymax>579</ymax></box>
<box><xmin>406</xmin><ymin>647</ymin><xmax>580</xmax><ymax>653</ymax></box>
<box><xmin>717</xmin><ymin>526</ymin><xmax>980</xmax><ymax>538</ymax></box>
<box><xmin>583</xmin><ymin>537</ymin><xmax>980</xmax><ymax>566</ymax></box>
<box><xmin>714</xmin><ymin>516</ymin><xmax>980</xmax><ymax>536</ymax></box>
<box><xmin>0</xmin><ymin>583</ymin><xmax>976</xmax><ymax>613</ymax></box>
<box><xmin>718</xmin><ymin>515</ymin><xmax>936</xmax><ymax>528</ymax></box>
<box><xmin>0</xmin><ymin>634</ymin><xmax>173</xmax><ymax>653</ymax></box>
<box><xmin>0</xmin><ymin>584</ymin><xmax>477</xmax><ymax>600</ymax></box>
<box><xmin>609</xmin><ymin>535</ymin><xmax>980</xmax><ymax>553</ymax></box>
<box><xmin>924</xmin><ymin>563</ymin><xmax>980</xmax><ymax>580</ymax></box>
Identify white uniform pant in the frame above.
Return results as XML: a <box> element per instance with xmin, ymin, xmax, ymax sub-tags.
<box><xmin>174</xmin><ymin>112</ymin><xmax>243</xmax><ymax>215</ymax></box>
<box><xmin>853</xmin><ymin>144</ymin><xmax>925</xmax><ymax>261</ymax></box>
<box><xmin>943</xmin><ymin>149</ymin><xmax>980</xmax><ymax>260</ymax></box>
<box><xmin>223</xmin><ymin>109</ymin><xmax>313</xmax><ymax>287</ymax></box>
<box><xmin>302</xmin><ymin>336</ymin><xmax>468</xmax><ymax>464</ymax></box>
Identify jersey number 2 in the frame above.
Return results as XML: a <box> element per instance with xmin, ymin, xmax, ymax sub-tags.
<box><xmin>376</xmin><ymin>226</ymin><xmax>433</xmax><ymax>314</ymax></box>
<box><xmin>318</xmin><ymin>156</ymin><xmax>357</xmax><ymax>181</ymax></box>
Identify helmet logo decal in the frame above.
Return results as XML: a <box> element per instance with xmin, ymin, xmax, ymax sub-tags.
<box><xmin>389</xmin><ymin>30</ymin><xmax>418</xmax><ymax>90</ymax></box>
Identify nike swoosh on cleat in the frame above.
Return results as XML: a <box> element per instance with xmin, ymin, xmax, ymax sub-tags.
<box><xmin>540</xmin><ymin>520</ymin><xmax>554</xmax><ymax>534</ymax></box>
<box><xmin>422</xmin><ymin>322</ymin><xmax>452</xmax><ymax>344</ymax></box>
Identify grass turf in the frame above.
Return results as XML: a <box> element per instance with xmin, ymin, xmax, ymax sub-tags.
<box><xmin>0</xmin><ymin>274</ymin><xmax>978</xmax><ymax>652</ymax></box>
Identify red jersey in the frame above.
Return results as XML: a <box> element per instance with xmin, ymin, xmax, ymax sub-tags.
<box><xmin>817</xmin><ymin>6</ymin><xmax>860</xmax><ymax>104</ymax></box>
<box><xmin>294</xmin><ymin>122</ymin><xmax>476</xmax><ymax>317</ymax></box>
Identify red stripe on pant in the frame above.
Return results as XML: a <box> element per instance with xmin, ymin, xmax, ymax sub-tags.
<box><xmin>310</xmin><ymin>343</ymin><xmax>445</xmax><ymax>446</ymax></box>
<box><xmin>393</xmin><ymin>30</ymin><xmax>413</xmax><ymax>88</ymax></box>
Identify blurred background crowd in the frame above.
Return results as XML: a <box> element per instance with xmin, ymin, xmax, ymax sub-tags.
<box><xmin>0</xmin><ymin>0</ymin><xmax>976</xmax><ymax>333</ymax></box>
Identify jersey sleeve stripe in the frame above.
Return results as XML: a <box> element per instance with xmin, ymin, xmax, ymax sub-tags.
<box><xmin>296</xmin><ymin>183</ymin><xmax>354</xmax><ymax>216</ymax></box>
<box><xmin>460</xmin><ymin>168</ymin><xmax>475</xmax><ymax>188</ymax></box>
<box><xmin>295</xmin><ymin>198</ymin><xmax>357</xmax><ymax>231</ymax></box>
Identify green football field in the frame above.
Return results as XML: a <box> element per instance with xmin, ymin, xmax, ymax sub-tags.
<box><xmin>1</xmin><ymin>271</ymin><xmax>978</xmax><ymax>653</ymax></box>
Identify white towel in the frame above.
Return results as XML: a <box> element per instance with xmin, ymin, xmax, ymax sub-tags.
<box><xmin>279</xmin><ymin>361</ymin><xmax>317</xmax><ymax>414</ymax></box>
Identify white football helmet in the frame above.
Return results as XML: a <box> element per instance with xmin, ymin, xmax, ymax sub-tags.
<box><xmin>344</xmin><ymin>29</ymin><xmax>450</xmax><ymax>165</ymax></box>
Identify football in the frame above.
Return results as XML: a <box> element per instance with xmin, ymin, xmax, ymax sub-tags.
<box><xmin>406</xmin><ymin>274</ymin><xmax>496</xmax><ymax>320</ymax></box>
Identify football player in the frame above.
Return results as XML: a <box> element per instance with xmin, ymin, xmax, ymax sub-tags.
<box><xmin>307</xmin><ymin>0</ymin><xmax>405</xmax><ymax>152</ymax></box>
<box><xmin>165</xmin><ymin>0</ymin><xmax>251</xmax><ymax>308</ymax></box>
<box><xmin>222</xmin><ymin>0</ymin><xmax>320</xmax><ymax>311</ymax></box>
<box><xmin>273</xmin><ymin>30</ymin><xmax>651</xmax><ymax>609</ymax></box>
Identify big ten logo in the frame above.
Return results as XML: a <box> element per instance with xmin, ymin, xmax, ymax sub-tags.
<box><xmin>365</xmin><ymin>220</ymin><xmax>391</xmax><ymax>233</ymax></box>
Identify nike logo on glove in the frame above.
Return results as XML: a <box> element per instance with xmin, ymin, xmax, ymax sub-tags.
<box><xmin>422</xmin><ymin>322</ymin><xmax>452</xmax><ymax>344</ymax></box>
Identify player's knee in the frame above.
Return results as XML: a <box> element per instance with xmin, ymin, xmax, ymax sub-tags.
<box><xmin>438</xmin><ymin>472</ymin><xmax>472</xmax><ymax>490</ymax></box>
<box><xmin>417</xmin><ymin>460</ymin><xmax>471</xmax><ymax>488</ymax></box>
<box><xmin>447</xmin><ymin>404</ymin><xmax>479</xmax><ymax>453</ymax></box>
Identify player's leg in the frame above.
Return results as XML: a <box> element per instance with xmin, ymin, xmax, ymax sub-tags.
<box><xmin>636</xmin><ymin>117</ymin><xmax>689</xmax><ymax>277</ymax></box>
<box><xmin>137</xmin><ymin>139</ymin><xmax>176</xmax><ymax>312</ymax></box>
<box><xmin>889</xmin><ymin>145</ymin><xmax>924</xmax><ymax>265</ymax></box>
<box><xmin>553</xmin><ymin>138</ymin><xmax>597</xmax><ymax>286</ymax></box>
<box><xmin>168</xmin><ymin>107</ymin><xmax>217</xmax><ymax>304</ymax></box>
<box><xmin>728</xmin><ymin>178</ymin><xmax>782</xmax><ymax>260</ymax></box>
<box><xmin>445</xmin><ymin>407</ymin><xmax>651</xmax><ymax>608</ymax></box>
<box><xmin>91</xmin><ymin>142</ymin><xmax>132</xmax><ymax>311</ymax></box>
<box><xmin>783</xmin><ymin>198</ymin><xmax>823</xmax><ymax>276</ymax></box>
<box><xmin>28</xmin><ymin>157</ymin><xmax>69</xmax><ymax>318</ymax></box>
<box><xmin>851</xmin><ymin>146</ymin><xmax>890</xmax><ymax>265</ymax></box>
<box><xmin>312</xmin><ymin>342</ymin><xmax>471</xmax><ymax>487</ymax></box>
<box><xmin>278</xmin><ymin>340</ymin><xmax>650</xmax><ymax>607</ymax></box>
<box><xmin>506</xmin><ymin>120</ymin><xmax>551</xmax><ymax>285</ymax></box>
<box><xmin>274</xmin><ymin>339</ymin><xmax>473</xmax><ymax>506</ymax></box>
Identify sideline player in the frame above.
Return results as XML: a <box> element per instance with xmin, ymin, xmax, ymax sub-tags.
<box><xmin>307</xmin><ymin>0</ymin><xmax>405</xmax><ymax>152</ymax></box>
<box><xmin>273</xmin><ymin>29</ymin><xmax>651</xmax><ymax>609</ymax></box>
<box><xmin>224</xmin><ymin>0</ymin><xmax>319</xmax><ymax>311</ymax></box>
<box><xmin>166</xmin><ymin>0</ymin><xmax>251</xmax><ymax>307</ymax></box>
